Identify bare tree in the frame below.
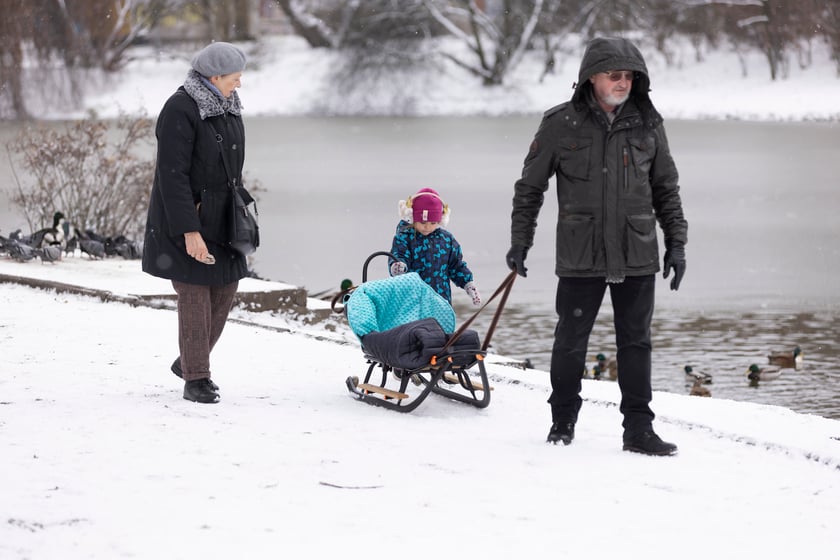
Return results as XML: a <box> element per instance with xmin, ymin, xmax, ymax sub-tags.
<box><xmin>423</xmin><ymin>0</ymin><xmax>546</xmax><ymax>86</ymax></box>
<box><xmin>0</xmin><ymin>0</ymin><xmax>72</xmax><ymax>119</ymax></box>
<box><xmin>683</xmin><ymin>0</ymin><xmax>805</xmax><ymax>80</ymax></box>
<box><xmin>0</xmin><ymin>0</ymin><xmax>177</xmax><ymax>120</ymax></box>
<box><xmin>822</xmin><ymin>0</ymin><xmax>840</xmax><ymax>75</ymax></box>
<box><xmin>6</xmin><ymin>112</ymin><xmax>155</xmax><ymax>238</ymax></box>
<box><xmin>274</xmin><ymin>0</ymin><xmax>362</xmax><ymax>48</ymax></box>
<box><xmin>194</xmin><ymin>0</ymin><xmax>256</xmax><ymax>41</ymax></box>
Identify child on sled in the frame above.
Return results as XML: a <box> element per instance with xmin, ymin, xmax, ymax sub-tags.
<box><xmin>389</xmin><ymin>187</ymin><xmax>481</xmax><ymax>306</ymax></box>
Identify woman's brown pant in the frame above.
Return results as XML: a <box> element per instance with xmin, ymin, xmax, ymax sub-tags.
<box><xmin>171</xmin><ymin>280</ymin><xmax>239</xmax><ymax>382</ymax></box>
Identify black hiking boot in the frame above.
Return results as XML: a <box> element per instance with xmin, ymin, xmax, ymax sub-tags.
<box><xmin>547</xmin><ymin>422</ymin><xmax>575</xmax><ymax>445</ymax></box>
<box><xmin>623</xmin><ymin>430</ymin><xmax>678</xmax><ymax>456</ymax></box>
<box><xmin>183</xmin><ymin>379</ymin><xmax>220</xmax><ymax>404</ymax></box>
<box><xmin>172</xmin><ymin>358</ymin><xmax>218</xmax><ymax>391</ymax></box>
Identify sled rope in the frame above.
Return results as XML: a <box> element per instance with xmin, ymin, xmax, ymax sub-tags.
<box><xmin>438</xmin><ymin>270</ymin><xmax>517</xmax><ymax>355</ymax></box>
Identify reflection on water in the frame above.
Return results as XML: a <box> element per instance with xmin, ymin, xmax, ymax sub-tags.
<box><xmin>456</xmin><ymin>301</ymin><xmax>840</xmax><ymax>420</ymax></box>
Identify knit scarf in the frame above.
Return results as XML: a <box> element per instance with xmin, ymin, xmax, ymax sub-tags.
<box><xmin>183</xmin><ymin>69</ymin><xmax>243</xmax><ymax>120</ymax></box>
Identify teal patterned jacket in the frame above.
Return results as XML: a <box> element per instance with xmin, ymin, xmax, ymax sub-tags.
<box><xmin>389</xmin><ymin>220</ymin><xmax>474</xmax><ymax>303</ymax></box>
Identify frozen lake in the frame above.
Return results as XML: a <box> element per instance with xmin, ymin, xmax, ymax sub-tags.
<box><xmin>2</xmin><ymin>116</ymin><xmax>838</xmax><ymax>418</ymax></box>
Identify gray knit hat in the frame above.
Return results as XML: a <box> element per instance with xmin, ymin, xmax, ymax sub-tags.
<box><xmin>191</xmin><ymin>42</ymin><xmax>247</xmax><ymax>77</ymax></box>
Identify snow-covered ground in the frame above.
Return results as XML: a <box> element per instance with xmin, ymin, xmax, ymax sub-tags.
<box><xmin>3</xmin><ymin>33</ymin><xmax>840</xmax><ymax>559</ymax></box>
<box><xmin>1</xmin><ymin>256</ymin><xmax>839</xmax><ymax>559</ymax></box>
<box><xmin>69</xmin><ymin>34</ymin><xmax>840</xmax><ymax>121</ymax></box>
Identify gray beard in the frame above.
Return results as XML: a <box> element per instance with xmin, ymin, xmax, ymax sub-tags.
<box><xmin>602</xmin><ymin>91</ymin><xmax>630</xmax><ymax>108</ymax></box>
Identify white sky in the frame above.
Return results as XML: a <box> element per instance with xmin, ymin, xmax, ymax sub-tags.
<box><xmin>3</xmin><ymin>35</ymin><xmax>839</xmax><ymax>559</ymax></box>
<box><xmin>1</xmin><ymin>254</ymin><xmax>839</xmax><ymax>559</ymax></box>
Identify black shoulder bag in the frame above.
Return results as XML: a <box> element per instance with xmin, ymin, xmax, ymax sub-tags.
<box><xmin>208</xmin><ymin>121</ymin><xmax>259</xmax><ymax>256</ymax></box>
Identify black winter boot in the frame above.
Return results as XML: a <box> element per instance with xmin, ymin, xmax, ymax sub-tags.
<box><xmin>623</xmin><ymin>430</ymin><xmax>677</xmax><ymax>456</ymax></box>
<box><xmin>172</xmin><ymin>358</ymin><xmax>219</xmax><ymax>391</ymax></box>
<box><xmin>183</xmin><ymin>379</ymin><xmax>220</xmax><ymax>404</ymax></box>
<box><xmin>547</xmin><ymin>422</ymin><xmax>575</xmax><ymax>445</ymax></box>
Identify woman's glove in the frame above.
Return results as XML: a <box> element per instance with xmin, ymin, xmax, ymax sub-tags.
<box><xmin>390</xmin><ymin>261</ymin><xmax>407</xmax><ymax>276</ymax></box>
<box><xmin>465</xmin><ymin>282</ymin><xmax>481</xmax><ymax>306</ymax></box>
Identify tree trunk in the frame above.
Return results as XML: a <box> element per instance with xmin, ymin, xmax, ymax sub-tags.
<box><xmin>276</xmin><ymin>0</ymin><xmax>335</xmax><ymax>48</ymax></box>
<box><xmin>233</xmin><ymin>0</ymin><xmax>254</xmax><ymax>41</ymax></box>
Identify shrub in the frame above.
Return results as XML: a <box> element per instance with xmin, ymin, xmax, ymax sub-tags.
<box><xmin>5</xmin><ymin>112</ymin><xmax>155</xmax><ymax>239</ymax></box>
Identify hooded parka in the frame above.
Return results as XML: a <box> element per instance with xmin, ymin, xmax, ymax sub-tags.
<box><xmin>142</xmin><ymin>87</ymin><xmax>249</xmax><ymax>286</ymax></box>
<box><xmin>511</xmin><ymin>37</ymin><xmax>687</xmax><ymax>282</ymax></box>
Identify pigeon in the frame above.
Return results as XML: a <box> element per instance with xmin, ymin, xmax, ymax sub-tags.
<box><xmin>64</xmin><ymin>236</ymin><xmax>78</xmax><ymax>257</ymax></box>
<box><xmin>79</xmin><ymin>238</ymin><xmax>106</xmax><ymax>259</ymax></box>
<box><xmin>35</xmin><ymin>245</ymin><xmax>63</xmax><ymax>263</ymax></box>
<box><xmin>2</xmin><ymin>237</ymin><xmax>37</xmax><ymax>262</ymax></box>
<box><xmin>105</xmin><ymin>235</ymin><xmax>141</xmax><ymax>259</ymax></box>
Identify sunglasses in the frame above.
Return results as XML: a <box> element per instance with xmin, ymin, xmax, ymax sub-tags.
<box><xmin>603</xmin><ymin>71</ymin><xmax>635</xmax><ymax>82</ymax></box>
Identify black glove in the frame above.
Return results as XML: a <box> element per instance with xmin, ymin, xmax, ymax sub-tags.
<box><xmin>506</xmin><ymin>245</ymin><xmax>529</xmax><ymax>278</ymax></box>
<box><xmin>663</xmin><ymin>243</ymin><xmax>686</xmax><ymax>291</ymax></box>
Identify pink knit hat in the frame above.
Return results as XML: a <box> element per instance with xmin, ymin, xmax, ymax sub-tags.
<box><xmin>398</xmin><ymin>188</ymin><xmax>450</xmax><ymax>226</ymax></box>
<box><xmin>411</xmin><ymin>188</ymin><xmax>444</xmax><ymax>222</ymax></box>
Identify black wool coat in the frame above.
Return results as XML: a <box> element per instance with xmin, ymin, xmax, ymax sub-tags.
<box><xmin>142</xmin><ymin>87</ymin><xmax>249</xmax><ymax>286</ymax></box>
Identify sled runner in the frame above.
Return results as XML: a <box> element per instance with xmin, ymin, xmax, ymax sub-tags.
<box><xmin>334</xmin><ymin>251</ymin><xmax>515</xmax><ymax>413</ymax></box>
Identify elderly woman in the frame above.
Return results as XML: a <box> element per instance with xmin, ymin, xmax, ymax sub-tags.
<box><xmin>142</xmin><ymin>42</ymin><xmax>249</xmax><ymax>404</ymax></box>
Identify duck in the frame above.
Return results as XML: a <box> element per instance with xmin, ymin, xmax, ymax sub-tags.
<box><xmin>684</xmin><ymin>365</ymin><xmax>712</xmax><ymax>384</ymax></box>
<box><xmin>747</xmin><ymin>363</ymin><xmax>782</xmax><ymax>383</ymax></box>
<box><xmin>583</xmin><ymin>364</ymin><xmax>603</xmax><ymax>380</ymax></box>
<box><xmin>689</xmin><ymin>379</ymin><xmax>711</xmax><ymax>397</ymax></box>
<box><xmin>313</xmin><ymin>278</ymin><xmax>354</xmax><ymax>301</ymax></box>
<box><xmin>767</xmin><ymin>346</ymin><xmax>803</xmax><ymax>370</ymax></box>
<box><xmin>595</xmin><ymin>353</ymin><xmax>618</xmax><ymax>380</ymax></box>
<box><xmin>38</xmin><ymin>212</ymin><xmax>67</xmax><ymax>249</ymax></box>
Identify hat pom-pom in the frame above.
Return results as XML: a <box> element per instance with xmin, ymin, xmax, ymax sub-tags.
<box><xmin>398</xmin><ymin>199</ymin><xmax>414</xmax><ymax>223</ymax></box>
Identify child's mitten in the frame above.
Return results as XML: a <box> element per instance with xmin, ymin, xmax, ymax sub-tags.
<box><xmin>390</xmin><ymin>261</ymin><xmax>407</xmax><ymax>276</ymax></box>
<box><xmin>465</xmin><ymin>282</ymin><xmax>481</xmax><ymax>306</ymax></box>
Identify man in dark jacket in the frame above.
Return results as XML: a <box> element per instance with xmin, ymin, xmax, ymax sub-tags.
<box><xmin>506</xmin><ymin>37</ymin><xmax>687</xmax><ymax>455</ymax></box>
<box><xmin>143</xmin><ymin>42</ymin><xmax>250</xmax><ymax>404</ymax></box>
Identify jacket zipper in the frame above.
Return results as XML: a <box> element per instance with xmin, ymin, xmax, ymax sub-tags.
<box><xmin>622</xmin><ymin>146</ymin><xmax>629</xmax><ymax>192</ymax></box>
<box><xmin>602</xmin><ymin>124</ymin><xmax>612</xmax><ymax>277</ymax></box>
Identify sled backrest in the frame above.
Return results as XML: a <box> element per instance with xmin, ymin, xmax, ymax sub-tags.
<box><xmin>345</xmin><ymin>272</ymin><xmax>456</xmax><ymax>339</ymax></box>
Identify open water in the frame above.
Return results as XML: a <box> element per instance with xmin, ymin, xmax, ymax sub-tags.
<box><xmin>2</xmin><ymin>117</ymin><xmax>838</xmax><ymax>419</ymax></box>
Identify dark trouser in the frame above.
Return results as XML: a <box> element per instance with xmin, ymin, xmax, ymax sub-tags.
<box><xmin>548</xmin><ymin>275</ymin><xmax>655</xmax><ymax>436</ymax></box>
<box><xmin>171</xmin><ymin>280</ymin><xmax>239</xmax><ymax>382</ymax></box>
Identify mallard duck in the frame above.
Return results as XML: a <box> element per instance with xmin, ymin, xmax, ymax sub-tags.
<box><xmin>595</xmin><ymin>353</ymin><xmax>618</xmax><ymax>380</ymax></box>
<box><xmin>767</xmin><ymin>346</ymin><xmax>803</xmax><ymax>370</ymax></box>
<box><xmin>747</xmin><ymin>363</ymin><xmax>782</xmax><ymax>383</ymax></box>
<box><xmin>684</xmin><ymin>365</ymin><xmax>712</xmax><ymax>384</ymax></box>
<box><xmin>689</xmin><ymin>379</ymin><xmax>711</xmax><ymax>397</ymax></box>
<box><xmin>312</xmin><ymin>279</ymin><xmax>354</xmax><ymax>301</ymax></box>
<box><xmin>21</xmin><ymin>212</ymin><xmax>67</xmax><ymax>250</ymax></box>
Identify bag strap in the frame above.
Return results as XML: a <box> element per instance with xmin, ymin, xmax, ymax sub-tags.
<box><xmin>207</xmin><ymin>121</ymin><xmax>258</xmax><ymax>222</ymax></box>
<box><xmin>206</xmin><ymin>120</ymin><xmax>237</xmax><ymax>187</ymax></box>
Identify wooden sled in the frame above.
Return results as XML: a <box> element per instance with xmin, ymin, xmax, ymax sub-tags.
<box><xmin>345</xmin><ymin>347</ymin><xmax>492</xmax><ymax>413</ymax></box>
<box><xmin>336</xmin><ymin>251</ymin><xmax>514</xmax><ymax>413</ymax></box>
